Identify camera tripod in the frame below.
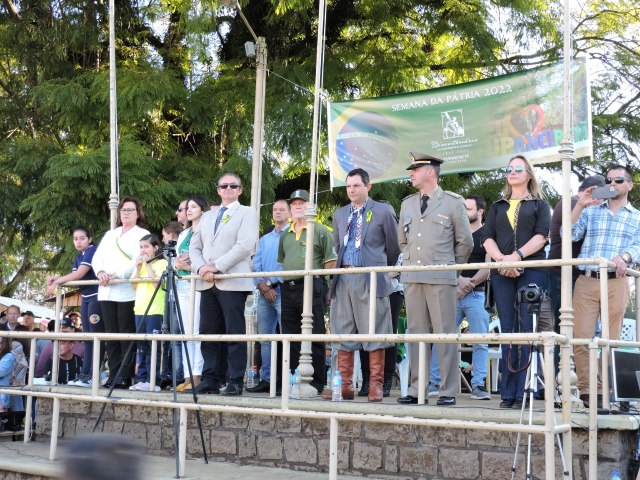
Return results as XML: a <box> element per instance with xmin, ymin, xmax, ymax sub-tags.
<box><xmin>93</xmin><ymin>241</ymin><xmax>208</xmax><ymax>477</ymax></box>
<box><xmin>510</xmin><ymin>300</ymin><xmax>568</xmax><ymax>479</ymax></box>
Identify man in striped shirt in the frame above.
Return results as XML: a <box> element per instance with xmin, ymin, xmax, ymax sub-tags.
<box><xmin>571</xmin><ymin>164</ymin><xmax>640</xmax><ymax>409</ymax></box>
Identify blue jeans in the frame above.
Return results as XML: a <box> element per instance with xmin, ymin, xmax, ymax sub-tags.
<box><xmin>256</xmin><ymin>291</ymin><xmax>281</xmax><ymax>382</ymax></box>
<box><xmin>135</xmin><ymin>314</ymin><xmax>163</xmax><ymax>383</ymax></box>
<box><xmin>430</xmin><ymin>291</ymin><xmax>489</xmax><ymax>388</ymax></box>
<box><xmin>491</xmin><ymin>269</ymin><xmax>548</xmax><ymax>401</ymax></box>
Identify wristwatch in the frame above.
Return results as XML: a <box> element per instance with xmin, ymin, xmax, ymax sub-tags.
<box><xmin>266</xmin><ymin>281</ymin><xmax>273</xmax><ymax>288</ymax></box>
<box><xmin>621</xmin><ymin>252</ymin><xmax>632</xmax><ymax>264</ymax></box>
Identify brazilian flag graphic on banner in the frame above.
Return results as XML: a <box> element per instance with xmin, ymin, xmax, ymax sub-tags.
<box><xmin>328</xmin><ymin>59</ymin><xmax>591</xmax><ymax>187</ymax></box>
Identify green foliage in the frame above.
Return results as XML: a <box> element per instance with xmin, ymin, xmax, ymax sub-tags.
<box><xmin>0</xmin><ymin>0</ymin><xmax>639</xmax><ymax>299</ymax></box>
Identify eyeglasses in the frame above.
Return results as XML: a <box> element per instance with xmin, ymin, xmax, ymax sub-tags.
<box><xmin>217</xmin><ymin>184</ymin><xmax>241</xmax><ymax>190</ymax></box>
<box><xmin>505</xmin><ymin>166</ymin><xmax>525</xmax><ymax>174</ymax></box>
<box><xmin>120</xmin><ymin>208</ymin><xmax>137</xmax><ymax>213</ymax></box>
<box><xmin>605</xmin><ymin>176</ymin><xmax>630</xmax><ymax>185</ymax></box>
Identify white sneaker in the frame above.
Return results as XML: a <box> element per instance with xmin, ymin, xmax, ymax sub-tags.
<box><xmin>76</xmin><ymin>375</ymin><xmax>93</xmax><ymax>388</ymax></box>
<box><xmin>129</xmin><ymin>381</ymin><xmax>149</xmax><ymax>391</ymax></box>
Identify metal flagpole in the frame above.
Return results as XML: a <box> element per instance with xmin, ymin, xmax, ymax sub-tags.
<box><xmin>558</xmin><ymin>0</ymin><xmax>576</xmax><ymax>475</ymax></box>
<box><xmin>108</xmin><ymin>0</ymin><xmax>119</xmax><ymax>229</ymax></box>
<box><xmin>298</xmin><ymin>0</ymin><xmax>328</xmax><ymax>397</ymax></box>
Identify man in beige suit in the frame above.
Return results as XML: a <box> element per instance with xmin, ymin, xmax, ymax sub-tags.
<box><xmin>189</xmin><ymin>173</ymin><xmax>258</xmax><ymax>395</ymax></box>
<box><xmin>397</xmin><ymin>152</ymin><xmax>473</xmax><ymax>406</ymax></box>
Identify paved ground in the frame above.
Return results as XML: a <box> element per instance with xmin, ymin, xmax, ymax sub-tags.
<box><xmin>0</xmin><ymin>439</ymin><xmax>363</xmax><ymax>479</ymax></box>
<box><xmin>0</xmin><ymin>388</ymin><xmax>637</xmax><ymax>479</ymax></box>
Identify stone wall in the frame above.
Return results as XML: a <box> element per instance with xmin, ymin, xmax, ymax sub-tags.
<box><xmin>35</xmin><ymin>399</ymin><xmax>636</xmax><ymax>479</ymax></box>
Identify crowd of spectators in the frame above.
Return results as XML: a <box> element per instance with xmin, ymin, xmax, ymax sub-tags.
<box><xmin>1</xmin><ymin>154</ymin><xmax>638</xmax><ymax>433</ymax></box>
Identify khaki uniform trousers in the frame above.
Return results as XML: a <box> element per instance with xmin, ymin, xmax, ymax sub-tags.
<box><xmin>405</xmin><ymin>283</ymin><xmax>458</xmax><ymax>398</ymax></box>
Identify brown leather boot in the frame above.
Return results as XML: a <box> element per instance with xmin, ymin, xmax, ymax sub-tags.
<box><xmin>338</xmin><ymin>350</ymin><xmax>355</xmax><ymax>400</ymax></box>
<box><xmin>368</xmin><ymin>349</ymin><xmax>384</xmax><ymax>402</ymax></box>
<box><xmin>321</xmin><ymin>350</ymin><xmax>355</xmax><ymax>400</ymax></box>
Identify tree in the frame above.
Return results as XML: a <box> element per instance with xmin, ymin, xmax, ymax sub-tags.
<box><xmin>1</xmin><ymin>0</ymin><xmax>639</xmax><ymax>298</ymax></box>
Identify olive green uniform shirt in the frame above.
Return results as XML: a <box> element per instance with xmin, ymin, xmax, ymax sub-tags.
<box><xmin>278</xmin><ymin>222</ymin><xmax>336</xmax><ymax>279</ymax></box>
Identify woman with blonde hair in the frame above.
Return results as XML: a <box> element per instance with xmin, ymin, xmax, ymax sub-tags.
<box><xmin>481</xmin><ymin>155</ymin><xmax>551</xmax><ymax>408</ymax></box>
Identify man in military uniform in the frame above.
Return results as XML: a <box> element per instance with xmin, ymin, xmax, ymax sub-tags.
<box><xmin>397</xmin><ymin>152</ymin><xmax>473</xmax><ymax>406</ymax></box>
<box><xmin>278</xmin><ymin>189</ymin><xmax>337</xmax><ymax>395</ymax></box>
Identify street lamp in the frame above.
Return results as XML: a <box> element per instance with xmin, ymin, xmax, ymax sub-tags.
<box><xmin>221</xmin><ymin>0</ymin><xmax>267</xmax><ymax>218</ymax></box>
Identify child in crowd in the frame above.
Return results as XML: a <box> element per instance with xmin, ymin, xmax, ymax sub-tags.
<box><xmin>162</xmin><ymin>221</ymin><xmax>183</xmax><ymax>245</ymax></box>
<box><xmin>46</xmin><ymin>226</ymin><xmax>103</xmax><ymax>387</ymax></box>
<box><xmin>130</xmin><ymin>234</ymin><xmax>167</xmax><ymax>392</ymax></box>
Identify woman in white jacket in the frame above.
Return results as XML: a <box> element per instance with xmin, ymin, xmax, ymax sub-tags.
<box><xmin>92</xmin><ymin>197</ymin><xmax>149</xmax><ymax>389</ymax></box>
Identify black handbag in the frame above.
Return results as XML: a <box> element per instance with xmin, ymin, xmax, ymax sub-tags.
<box><xmin>484</xmin><ymin>277</ymin><xmax>495</xmax><ymax>312</ymax></box>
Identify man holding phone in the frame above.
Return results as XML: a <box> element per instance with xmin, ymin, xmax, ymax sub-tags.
<box><xmin>547</xmin><ymin>176</ymin><xmax>605</xmax><ymax>373</ymax></box>
<box><xmin>571</xmin><ymin>165</ymin><xmax>640</xmax><ymax>409</ymax></box>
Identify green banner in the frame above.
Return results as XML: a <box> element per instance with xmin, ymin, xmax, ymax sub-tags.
<box><xmin>328</xmin><ymin>59</ymin><xmax>591</xmax><ymax>187</ymax></box>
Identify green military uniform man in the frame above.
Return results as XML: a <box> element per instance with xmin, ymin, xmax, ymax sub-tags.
<box><xmin>397</xmin><ymin>152</ymin><xmax>473</xmax><ymax>406</ymax></box>
<box><xmin>278</xmin><ymin>189</ymin><xmax>337</xmax><ymax>394</ymax></box>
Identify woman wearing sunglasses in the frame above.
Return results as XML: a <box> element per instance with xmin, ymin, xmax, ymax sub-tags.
<box><xmin>481</xmin><ymin>155</ymin><xmax>551</xmax><ymax>408</ymax></box>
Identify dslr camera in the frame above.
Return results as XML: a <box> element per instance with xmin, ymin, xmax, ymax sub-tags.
<box><xmin>516</xmin><ymin>283</ymin><xmax>543</xmax><ymax>304</ymax></box>
<box><xmin>162</xmin><ymin>239</ymin><xmax>177</xmax><ymax>257</ymax></box>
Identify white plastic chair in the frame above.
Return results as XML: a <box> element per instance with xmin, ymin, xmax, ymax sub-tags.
<box><xmin>620</xmin><ymin>318</ymin><xmax>637</xmax><ymax>342</ymax></box>
<box><xmin>487</xmin><ymin>317</ymin><xmax>502</xmax><ymax>393</ymax></box>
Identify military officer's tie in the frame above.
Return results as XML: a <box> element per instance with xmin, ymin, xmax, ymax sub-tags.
<box><xmin>420</xmin><ymin>195</ymin><xmax>429</xmax><ymax>214</ymax></box>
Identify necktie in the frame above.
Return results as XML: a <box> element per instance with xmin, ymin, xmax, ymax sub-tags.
<box><xmin>214</xmin><ymin>206</ymin><xmax>228</xmax><ymax>232</ymax></box>
<box><xmin>354</xmin><ymin>207</ymin><xmax>363</xmax><ymax>248</ymax></box>
<box><xmin>344</xmin><ymin>206</ymin><xmax>364</xmax><ymax>248</ymax></box>
<box><xmin>420</xmin><ymin>195</ymin><xmax>429</xmax><ymax>214</ymax></box>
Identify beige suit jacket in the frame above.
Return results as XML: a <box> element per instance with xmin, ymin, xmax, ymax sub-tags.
<box><xmin>189</xmin><ymin>202</ymin><xmax>258</xmax><ymax>292</ymax></box>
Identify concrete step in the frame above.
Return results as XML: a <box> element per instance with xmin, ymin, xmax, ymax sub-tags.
<box><xmin>0</xmin><ymin>439</ymin><xmax>362</xmax><ymax>479</ymax></box>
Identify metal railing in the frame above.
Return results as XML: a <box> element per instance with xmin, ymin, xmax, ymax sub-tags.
<box><xmin>1</xmin><ymin>257</ymin><xmax>638</xmax><ymax>479</ymax></box>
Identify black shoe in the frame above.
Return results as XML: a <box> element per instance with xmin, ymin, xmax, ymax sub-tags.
<box><xmin>103</xmin><ymin>375</ymin><xmax>116</xmax><ymax>389</ymax></box>
<box><xmin>580</xmin><ymin>393</ymin><xmax>603</xmax><ymax>409</ymax></box>
<box><xmin>397</xmin><ymin>395</ymin><xmax>421</xmax><ymax>405</ymax></box>
<box><xmin>221</xmin><ymin>382</ymin><xmax>243</xmax><ymax>396</ymax></box>
<box><xmin>619</xmin><ymin>401</ymin><xmax>631</xmax><ymax>413</ymax></box>
<box><xmin>159</xmin><ymin>378</ymin><xmax>173</xmax><ymax>390</ymax></box>
<box><xmin>513</xmin><ymin>397</ymin><xmax>530</xmax><ymax>409</ymax></box>
<box><xmin>358</xmin><ymin>381</ymin><xmax>369</xmax><ymax>397</ymax></box>
<box><xmin>436</xmin><ymin>396</ymin><xmax>456</xmax><ymax>406</ymax></box>
<box><xmin>382</xmin><ymin>379</ymin><xmax>392</xmax><ymax>398</ymax></box>
<box><xmin>113</xmin><ymin>377</ymin><xmax>132</xmax><ymax>389</ymax></box>
<box><xmin>500</xmin><ymin>399</ymin><xmax>515</xmax><ymax>408</ymax></box>
<box><xmin>310</xmin><ymin>383</ymin><xmax>325</xmax><ymax>396</ymax></box>
<box><xmin>246</xmin><ymin>380</ymin><xmax>270</xmax><ymax>393</ymax></box>
<box><xmin>186</xmin><ymin>379</ymin><xmax>220</xmax><ymax>394</ymax></box>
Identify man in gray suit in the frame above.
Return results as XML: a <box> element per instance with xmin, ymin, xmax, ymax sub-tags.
<box><xmin>397</xmin><ymin>153</ymin><xmax>473</xmax><ymax>406</ymax></box>
<box><xmin>189</xmin><ymin>173</ymin><xmax>258</xmax><ymax>395</ymax></box>
<box><xmin>326</xmin><ymin>168</ymin><xmax>400</xmax><ymax>402</ymax></box>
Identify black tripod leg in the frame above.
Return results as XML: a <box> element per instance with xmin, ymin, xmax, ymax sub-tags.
<box><xmin>171</xmin><ymin>278</ymin><xmax>209</xmax><ymax>464</ymax></box>
<box><xmin>93</xmin><ymin>271</ymin><xmax>167</xmax><ymax>432</ymax></box>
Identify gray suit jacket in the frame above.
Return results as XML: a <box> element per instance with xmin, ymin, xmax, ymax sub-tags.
<box><xmin>398</xmin><ymin>187</ymin><xmax>473</xmax><ymax>285</ymax></box>
<box><xmin>189</xmin><ymin>202</ymin><xmax>258</xmax><ymax>292</ymax></box>
<box><xmin>331</xmin><ymin>198</ymin><xmax>400</xmax><ymax>298</ymax></box>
